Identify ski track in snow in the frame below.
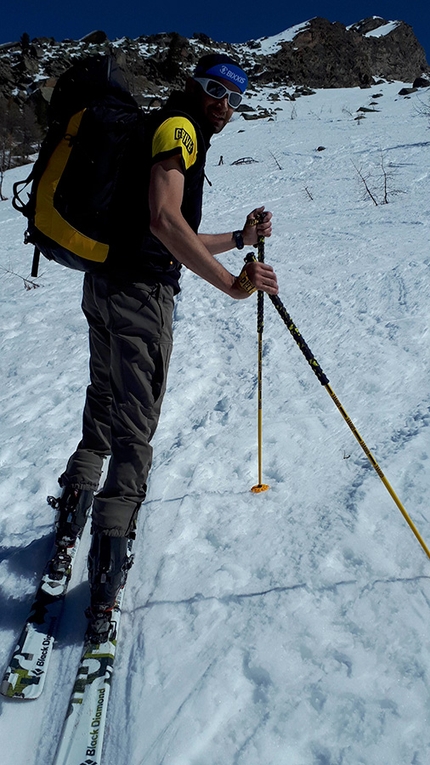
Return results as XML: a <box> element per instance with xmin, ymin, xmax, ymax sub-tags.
<box><xmin>0</xmin><ymin>81</ymin><xmax>430</xmax><ymax>764</ymax></box>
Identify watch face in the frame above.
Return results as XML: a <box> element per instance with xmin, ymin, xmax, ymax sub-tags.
<box><xmin>234</xmin><ymin>231</ymin><xmax>244</xmax><ymax>249</ymax></box>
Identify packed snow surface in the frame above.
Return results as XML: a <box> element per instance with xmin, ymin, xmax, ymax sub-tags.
<box><xmin>1</xmin><ymin>81</ymin><xmax>430</xmax><ymax>764</ymax></box>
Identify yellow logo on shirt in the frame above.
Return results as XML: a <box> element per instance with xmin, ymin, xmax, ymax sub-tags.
<box><xmin>174</xmin><ymin>127</ymin><xmax>194</xmax><ymax>154</ymax></box>
<box><xmin>152</xmin><ymin>117</ymin><xmax>198</xmax><ymax>170</ymax></box>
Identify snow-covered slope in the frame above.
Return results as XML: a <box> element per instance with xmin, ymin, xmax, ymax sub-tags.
<box><xmin>1</xmin><ymin>81</ymin><xmax>430</xmax><ymax>764</ymax></box>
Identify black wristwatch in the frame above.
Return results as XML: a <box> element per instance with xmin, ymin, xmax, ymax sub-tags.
<box><xmin>233</xmin><ymin>230</ymin><xmax>244</xmax><ymax>250</ymax></box>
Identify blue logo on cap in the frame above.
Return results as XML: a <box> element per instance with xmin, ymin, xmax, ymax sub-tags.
<box><xmin>205</xmin><ymin>63</ymin><xmax>248</xmax><ymax>93</ymax></box>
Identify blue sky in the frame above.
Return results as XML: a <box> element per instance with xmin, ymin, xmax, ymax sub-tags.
<box><xmin>3</xmin><ymin>0</ymin><xmax>429</xmax><ymax>61</ymax></box>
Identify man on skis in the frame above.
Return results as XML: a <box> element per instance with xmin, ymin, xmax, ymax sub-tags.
<box><xmin>51</xmin><ymin>53</ymin><xmax>278</xmax><ymax>642</ymax></box>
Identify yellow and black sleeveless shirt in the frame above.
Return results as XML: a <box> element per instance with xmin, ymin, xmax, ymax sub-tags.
<box><xmin>109</xmin><ymin>92</ymin><xmax>210</xmax><ymax>292</ymax></box>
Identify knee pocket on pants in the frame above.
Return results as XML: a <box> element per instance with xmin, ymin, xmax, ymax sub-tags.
<box><xmin>152</xmin><ymin>341</ymin><xmax>173</xmax><ymax>405</ymax></box>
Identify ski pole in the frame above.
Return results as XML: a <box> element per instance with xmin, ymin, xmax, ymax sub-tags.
<box><xmin>249</xmin><ymin>234</ymin><xmax>269</xmax><ymax>493</ymax></box>
<box><xmin>269</xmin><ymin>292</ymin><xmax>430</xmax><ymax>561</ymax></box>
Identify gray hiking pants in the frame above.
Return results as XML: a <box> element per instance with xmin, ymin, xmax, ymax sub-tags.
<box><xmin>61</xmin><ymin>273</ymin><xmax>174</xmax><ymax>536</ymax></box>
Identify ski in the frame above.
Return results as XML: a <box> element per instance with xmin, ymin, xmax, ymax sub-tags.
<box><xmin>1</xmin><ymin>537</ymin><xmax>81</xmax><ymax>700</ymax></box>
<box><xmin>52</xmin><ymin>589</ymin><xmax>124</xmax><ymax>765</ymax></box>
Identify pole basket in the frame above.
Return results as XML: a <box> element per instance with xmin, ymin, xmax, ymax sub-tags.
<box><xmin>251</xmin><ymin>483</ymin><xmax>270</xmax><ymax>493</ymax></box>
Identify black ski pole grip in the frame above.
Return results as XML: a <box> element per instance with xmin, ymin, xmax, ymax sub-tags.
<box><xmin>244</xmin><ymin>253</ymin><xmax>328</xmax><ymax>385</ymax></box>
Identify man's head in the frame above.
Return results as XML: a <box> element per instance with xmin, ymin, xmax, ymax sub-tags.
<box><xmin>187</xmin><ymin>54</ymin><xmax>248</xmax><ymax>134</ymax></box>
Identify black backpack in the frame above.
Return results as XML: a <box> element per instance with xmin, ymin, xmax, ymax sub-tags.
<box><xmin>13</xmin><ymin>55</ymin><xmax>143</xmax><ymax>276</ymax></box>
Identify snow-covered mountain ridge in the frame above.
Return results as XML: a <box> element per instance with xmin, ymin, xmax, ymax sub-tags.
<box><xmin>0</xmin><ymin>15</ymin><xmax>428</xmax><ymax>109</ymax></box>
<box><xmin>0</xmin><ymin>78</ymin><xmax>430</xmax><ymax>763</ymax></box>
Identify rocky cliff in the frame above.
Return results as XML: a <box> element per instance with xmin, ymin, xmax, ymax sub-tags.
<box><xmin>251</xmin><ymin>17</ymin><xmax>428</xmax><ymax>88</ymax></box>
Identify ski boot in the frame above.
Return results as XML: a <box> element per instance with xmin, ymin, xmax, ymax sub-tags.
<box><xmin>85</xmin><ymin>533</ymin><xmax>134</xmax><ymax>643</ymax></box>
<box><xmin>47</xmin><ymin>486</ymin><xmax>94</xmax><ymax>580</ymax></box>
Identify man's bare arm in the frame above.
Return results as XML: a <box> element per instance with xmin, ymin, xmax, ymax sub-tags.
<box><xmin>148</xmin><ymin>157</ymin><xmax>278</xmax><ymax>298</ymax></box>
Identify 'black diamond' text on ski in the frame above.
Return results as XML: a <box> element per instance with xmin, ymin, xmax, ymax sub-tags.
<box><xmin>52</xmin><ymin>589</ymin><xmax>124</xmax><ymax>765</ymax></box>
<box><xmin>0</xmin><ymin>538</ymin><xmax>81</xmax><ymax>700</ymax></box>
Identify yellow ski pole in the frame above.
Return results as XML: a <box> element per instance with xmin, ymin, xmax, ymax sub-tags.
<box><xmin>250</xmin><ymin>234</ymin><xmax>269</xmax><ymax>494</ymax></box>
<box><xmin>269</xmin><ymin>293</ymin><xmax>430</xmax><ymax>560</ymax></box>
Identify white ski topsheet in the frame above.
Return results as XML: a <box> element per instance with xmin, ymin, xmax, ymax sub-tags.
<box><xmin>1</xmin><ymin>538</ymin><xmax>81</xmax><ymax>699</ymax></box>
<box><xmin>0</xmin><ymin>81</ymin><xmax>430</xmax><ymax>764</ymax></box>
<box><xmin>53</xmin><ymin>591</ymin><xmax>124</xmax><ymax>765</ymax></box>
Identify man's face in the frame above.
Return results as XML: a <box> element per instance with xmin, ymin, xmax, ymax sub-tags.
<box><xmin>193</xmin><ymin>77</ymin><xmax>242</xmax><ymax>134</ymax></box>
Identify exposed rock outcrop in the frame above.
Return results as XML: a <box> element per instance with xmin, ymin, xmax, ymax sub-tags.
<box><xmin>250</xmin><ymin>17</ymin><xmax>428</xmax><ymax>89</ymax></box>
